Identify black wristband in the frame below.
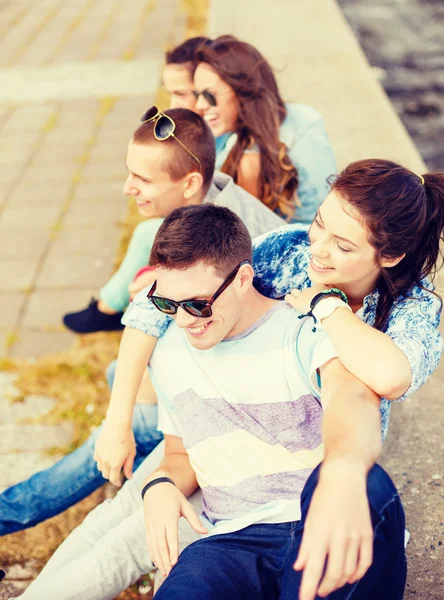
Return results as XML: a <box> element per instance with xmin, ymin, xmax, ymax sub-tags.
<box><xmin>141</xmin><ymin>477</ymin><xmax>175</xmax><ymax>501</ymax></box>
<box><xmin>296</xmin><ymin>288</ymin><xmax>349</xmax><ymax>333</ymax></box>
<box><xmin>309</xmin><ymin>288</ymin><xmax>348</xmax><ymax>310</ymax></box>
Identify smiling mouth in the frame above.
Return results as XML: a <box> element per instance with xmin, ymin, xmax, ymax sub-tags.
<box><xmin>203</xmin><ymin>114</ymin><xmax>218</xmax><ymax>123</ymax></box>
<box><xmin>311</xmin><ymin>256</ymin><xmax>334</xmax><ymax>270</ymax></box>
<box><xmin>187</xmin><ymin>321</ymin><xmax>212</xmax><ymax>336</ymax></box>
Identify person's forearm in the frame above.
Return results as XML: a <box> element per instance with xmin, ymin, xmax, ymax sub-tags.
<box><xmin>145</xmin><ymin>453</ymin><xmax>198</xmax><ymax>498</ymax></box>
<box><xmin>106</xmin><ymin>327</ymin><xmax>156</xmax><ymax>428</ymax></box>
<box><xmin>321</xmin><ymin>375</ymin><xmax>382</xmax><ymax>475</ymax></box>
<box><xmin>321</xmin><ymin>308</ymin><xmax>411</xmax><ymax>399</ymax></box>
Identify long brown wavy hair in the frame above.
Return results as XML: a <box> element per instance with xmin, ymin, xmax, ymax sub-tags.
<box><xmin>331</xmin><ymin>159</ymin><xmax>444</xmax><ymax>331</ymax></box>
<box><xmin>195</xmin><ymin>36</ymin><xmax>298</xmax><ymax>219</ymax></box>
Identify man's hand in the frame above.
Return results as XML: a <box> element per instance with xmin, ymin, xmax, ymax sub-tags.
<box><xmin>294</xmin><ymin>461</ymin><xmax>373</xmax><ymax>600</ymax></box>
<box><xmin>144</xmin><ymin>481</ymin><xmax>207</xmax><ymax>576</ymax></box>
<box><xmin>93</xmin><ymin>422</ymin><xmax>137</xmax><ymax>486</ymax></box>
<box><xmin>285</xmin><ymin>284</ymin><xmax>330</xmax><ymax>315</ymax></box>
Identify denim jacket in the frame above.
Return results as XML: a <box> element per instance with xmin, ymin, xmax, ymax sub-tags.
<box><xmin>214</xmin><ymin>103</ymin><xmax>337</xmax><ymax>224</ymax></box>
<box><xmin>123</xmin><ymin>224</ymin><xmax>443</xmax><ymax>441</ymax></box>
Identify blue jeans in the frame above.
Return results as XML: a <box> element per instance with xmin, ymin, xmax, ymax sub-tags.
<box><xmin>0</xmin><ymin>361</ymin><xmax>162</xmax><ymax>536</ymax></box>
<box><xmin>156</xmin><ymin>464</ymin><xmax>406</xmax><ymax>600</ymax></box>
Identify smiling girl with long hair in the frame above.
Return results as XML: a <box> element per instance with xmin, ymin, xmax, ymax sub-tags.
<box><xmin>194</xmin><ymin>35</ymin><xmax>337</xmax><ymax>223</ymax></box>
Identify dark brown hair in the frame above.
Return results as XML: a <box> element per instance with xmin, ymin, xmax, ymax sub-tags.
<box><xmin>132</xmin><ymin>108</ymin><xmax>215</xmax><ymax>193</ymax></box>
<box><xmin>165</xmin><ymin>37</ymin><xmax>211</xmax><ymax>74</ymax></box>
<box><xmin>150</xmin><ymin>204</ymin><xmax>252</xmax><ymax>276</ymax></box>
<box><xmin>195</xmin><ymin>35</ymin><xmax>298</xmax><ymax>219</ymax></box>
<box><xmin>331</xmin><ymin>158</ymin><xmax>444</xmax><ymax>330</ymax></box>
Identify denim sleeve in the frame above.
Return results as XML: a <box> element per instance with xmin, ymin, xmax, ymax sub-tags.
<box><xmin>121</xmin><ymin>285</ymin><xmax>172</xmax><ymax>338</ymax></box>
<box><xmin>252</xmin><ymin>224</ymin><xmax>311</xmax><ymax>298</ymax></box>
<box><xmin>384</xmin><ymin>291</ymin><xmax>443</xmax><ymax>401</ymax></box>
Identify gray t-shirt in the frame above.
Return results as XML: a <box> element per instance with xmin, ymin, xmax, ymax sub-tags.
<box><xmin>205</xmin><ymin>171</ymin><xmax>285</xmax><ymax>238</ymax></box>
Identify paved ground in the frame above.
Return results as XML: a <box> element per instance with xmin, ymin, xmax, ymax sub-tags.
<box><xmin>0</xmin><ymin>0</ymin><xmax>186</xmax><ymax>359</ymax></box>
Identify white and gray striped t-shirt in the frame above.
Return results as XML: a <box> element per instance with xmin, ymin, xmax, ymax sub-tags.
<box><xmin>149</xmin><ymin>303</ymin><xmax>337</xmax><ymax>536</ymax></box>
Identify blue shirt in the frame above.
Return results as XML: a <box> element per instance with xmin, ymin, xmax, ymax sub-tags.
<box><xmin>123</xmin><ymin>224</ymin><xmax>443</xmax><ymax>441</ymax></box>
<box><xmin>214</xmin><ymin>103</ymin><xmax>337</xmax><ymax>224</ymax></box>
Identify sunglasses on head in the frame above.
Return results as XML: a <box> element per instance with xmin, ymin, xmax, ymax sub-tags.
<box><xmin>147</xmin><ymin>260</ymin><xmax>250</xmax><ymax>318</ymax></box>
<box><xmin>140</xmin><ymin>106</ymin><xmax>201</xmax><ymax>166</ymax></box>
<box><xmin>192</xmin><ymin>89</ymin><xmax>217</xmax><ymax>107</ymax></box>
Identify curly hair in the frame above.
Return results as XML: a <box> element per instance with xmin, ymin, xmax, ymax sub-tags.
<box><xmin>196</xmin><ymin>36</ymin><xmax>299</xmax><ymax>220</ymax></box>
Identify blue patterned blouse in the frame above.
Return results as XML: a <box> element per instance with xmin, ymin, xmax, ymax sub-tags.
<box><xmin>123</xmin><ymin>224</ymin><xmax>443</xmax><ymax>441</ymax></box>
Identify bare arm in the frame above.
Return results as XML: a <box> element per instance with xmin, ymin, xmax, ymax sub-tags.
<box><xmin>320</xmin><ymin>307</ymin><xmax>411</xmax><ymax>400</ymax></box>
<box><xmin>143</xmin><ymin>433</ymin><xmax>199</xmax><ymax>498</ymax></box>
<box><xmin>296</xmin><ymin>358</ymin><xmax>382</xmax><ymax>600</ymax></box>
<box><xmin>320</xmin><ymin>359</ymin><xmax>382</xmax><ymax>468</ymax></box>
<box><xmin>106</xmin><ymin>326</ymin><xmax>157</xmax><ymax>424</ymax></box>
<box><xmin>94</xmin><ymin>326</ymin><xmax>157</xmax><ymax>485</ymax></box>
<box><xmin>236</xmin><ymin>152</ymin><xmax>261</xmax><ymax>199</ymax></box>
<box><xmin>286</xmin><ymin>288</ymin><xmax>412</xmax><ymax>399</ymax></box>
<box><xmin>143</xmin><ymin>434</ymin><xmax>206</xmax><ymax>575</ymax></box>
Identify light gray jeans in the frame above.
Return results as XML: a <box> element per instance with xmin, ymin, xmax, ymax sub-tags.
<box><xmin>18</xmin><ymin>442</ymin><xmax>203</xmax><ymax>600</ymax></box>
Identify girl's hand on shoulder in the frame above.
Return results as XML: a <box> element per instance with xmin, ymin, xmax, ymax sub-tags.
<box><xmin>285</xmin><ymin>284</ymin><xmax>329</xmax><ymax>314</ymax></box>
<box><xmin>128</xmin><ymin>268</ymin><xmax>157</xmax><ymax>300</ymax></box>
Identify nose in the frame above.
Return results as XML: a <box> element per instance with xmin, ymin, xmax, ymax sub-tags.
<box><xmin>123</xmin><ymin>174</ymin><xmax>138</xmax><ymax>196</ymax></box>
<box><xmin>195</xmin><ymin>94</ymin><xmax>210</xmax><ymax>114</ymax></box>
<box><xmin>175</xmin><ymin>306</ymin><xmax>201</xmax><ymax>329</ymax></box>
<box><xmin>310</xmin><ymin>232</ymin><xmax>330</xmax><ymax>258</ymax></box>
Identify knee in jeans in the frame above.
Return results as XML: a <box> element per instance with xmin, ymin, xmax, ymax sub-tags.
<box><xmin>366</xmin><ymin>465</ymin><xmax>404</xmax><ymax>521</ymax></box>
<box><xmin>367</xmin><ymin>465</ymin><xmax>397</xmax><ymax>500</ymax></box>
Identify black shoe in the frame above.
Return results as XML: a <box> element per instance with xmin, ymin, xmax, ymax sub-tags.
<box><xmin>63</xmin><ymin>298</ymin><xmax>125</xmax><ymax>333</ymax></box>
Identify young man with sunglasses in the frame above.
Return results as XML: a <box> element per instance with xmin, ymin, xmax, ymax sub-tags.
<box><xmin>0</xmin><ymin>108</ymin><xmax>284</xmax><ymax>536</ymax></box>
<box><xmin>20</xmin><ymin>205</ymin><xmax>405</xmax><ymax>600</ymax></box>
<box><xmin>62</xmin><ymin>106</ymin><xmax>283</xmax><ymax>333</ymax></box>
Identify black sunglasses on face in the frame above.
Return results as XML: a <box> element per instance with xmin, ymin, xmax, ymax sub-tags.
<box><xmin>147</xmin><ymin>260</ymin><xmax>250</xmax><ymax>318</ymax></box>
<box><xmin>192</xmin><ymin>89</ymin><xmax>217</xmax><ymax>107</ymax></box>
<box><xmin>140</xmin><ymin>106</ymin><xmax>201</xmax><ymax>166</ymax></box>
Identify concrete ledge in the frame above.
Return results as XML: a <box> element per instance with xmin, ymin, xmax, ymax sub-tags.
<box><xmin>208</xmin><ymin>0</ymin><xmax>425</xmax><ymax>172</ymax></box>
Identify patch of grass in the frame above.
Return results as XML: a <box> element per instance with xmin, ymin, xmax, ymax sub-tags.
<box><xmin>19</xmin><ymin>286</ymin><xmax>33</xmax><ymax>295</ymax></box>
<box><xmin>71</xmin><ymin>170</ymin><xmax>82</xmax><ymax>185</ymax></box>
<box><xmin>4</xmin><ymin>330</ymin><xmax>19</xmax><ymax>354</ymax></box>
<box><xmin>98</xmin><ymin>96</ymin><xmax>117</xmax><ymax>119</ymax></box>
<box><xmin>0</xmin><ymin>488</ymin><xmax>108</xmax><ymax>568</ymax></box>
<box><xmin>9</xmin><ymin>331</ymin><xmax>121</xmax><ymax>446</ymax></box>
<box><xmin>0</xmin><ymin>357</ymin><xmax>15</xmax><ymax>370</ymax></box>
<box><xmin>41</xmin><ymin>112</ymin><xmax>58</xmax><ymax>133</ymax></box>
<box><xmin>76</xmin><ymin>150</ymin><xmax>90</xmax><ymax>165</ymax></box>
<box><xmin>182</xmin><ymin>0</ymin><xmax>209</xmax><ymax>37</ymax></box>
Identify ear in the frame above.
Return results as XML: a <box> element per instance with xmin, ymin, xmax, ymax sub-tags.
<box><xmin>183</xmin><ymin>171</ymin><xmax>204</xmax><ymax>199</ymax></box>
<box><xmin>380</xmin><ymin>253</ymin><xmax>406</xmax><ymax>269</ymax></box>
<box><xmin>236</xmin><ymin>263</ymin><xmax>254</xmax><ymax>296</ymax></box>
